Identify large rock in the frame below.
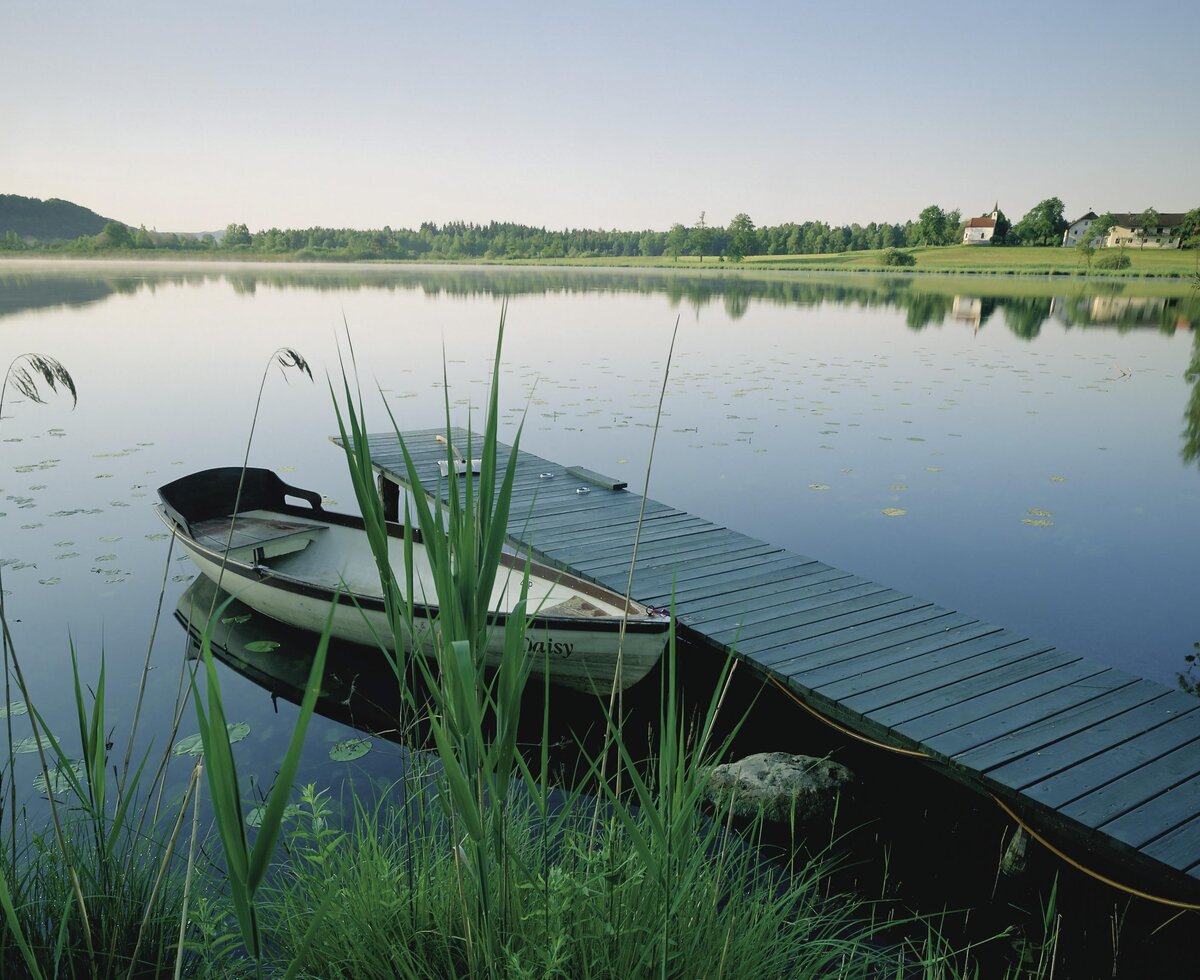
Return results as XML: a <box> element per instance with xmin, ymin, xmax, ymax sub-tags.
<box><xmin>705</xmin><ymin>752</ymin><xmax>853</xmax><ymax>825</ymax></box>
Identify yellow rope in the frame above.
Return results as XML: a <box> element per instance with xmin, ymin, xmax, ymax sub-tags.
<box><xmin>768</xmin><ymin>676</ymin><xmax>930</xmax><ymax>758</ymax></box>
<box><xmin>768</xmin><ymin>675</ymin><xmax>1200</xmax><ymax>912</ymax></box>
<box><xmin>990</xmin><ymin>794</ymin><xmax>1200</xmax><ymax>912</ymax></box>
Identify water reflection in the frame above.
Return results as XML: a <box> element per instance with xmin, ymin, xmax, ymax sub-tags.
<box><xmin>175</xmin><ymin>576</ymin><xmax>408</xmax><ymax>739</ymax></box>
<box><xmin>173</xmin><ymin>576</ymin><xmax>625</xmax><ymax>768</ymax></box>
<box><xmin>1183</xmin><ymin>329</ymin><xmax>1200</xmax><ymax>466</ymax></box>
<box><xmin>3</xmin><ymin>262</ymin><xmax>1198</xmax><ymax>336</ymax></box>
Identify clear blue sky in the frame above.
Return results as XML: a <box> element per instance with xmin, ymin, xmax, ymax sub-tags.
<box><xmin>3</xmin><ymin>0</ymin><xmax>1196</xmax><ymax>233</ymax></box>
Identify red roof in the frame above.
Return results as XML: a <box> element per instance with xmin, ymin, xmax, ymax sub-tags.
<box><xmin>966</xmin><ymin>217</ymin><xmax>996</xmax><ymax>228</ymax></box>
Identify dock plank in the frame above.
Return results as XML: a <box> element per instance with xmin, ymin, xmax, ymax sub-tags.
<box><xmin>918</xmin><ymin>669</ymin><xmax>1138</xmax><ymax>755</ymax></box>
<box><xmin>953</xmin><ymin>681</ymin><xmax>1172</xmax><ymax>774</ymax></box>
<box><xmin>764</xmin><ymin>603</ymin><xmax>948</xmax><ymax>665</ymax></box>
<box><xmin>856</xmin><ymin>645</ymin><xmax>1068</xmax><ymax>721</ymax></box>
<box><xmin>792</xmin><ymin>620</ymin><xmax>1004</xmax><ymax>690</ymax></box>
<box><xmin>974</xmin><ymin>686</ymin><xmax>1190</xmax><ymax>791</ymax></box>
<box><xmin>1023</xmin><ymin>717</ymin><xmax>1200</xmax><ymax>812</ymax></box>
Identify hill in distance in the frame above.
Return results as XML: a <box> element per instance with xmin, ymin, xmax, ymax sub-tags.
<box><xmin>0</xmin><ymin>194</ymin><xmax>120</xmax><ymax>241</ymax></box>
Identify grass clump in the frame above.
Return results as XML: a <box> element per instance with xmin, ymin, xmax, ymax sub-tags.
<box><xmin>259</xmin><ymin>768</ymin><xmax>915</xmax><ymax>979</ymax></box>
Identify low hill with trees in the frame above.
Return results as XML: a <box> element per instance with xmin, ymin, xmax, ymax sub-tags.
<box><xmin>0</xmin><ymin>194</ymin><xmax>117</xmax><ymax>242</ymax></box>
<box><xmin>2</xmin><ymin>194</ymin><xmax>1196</xmax><ymax>272</ymax></box>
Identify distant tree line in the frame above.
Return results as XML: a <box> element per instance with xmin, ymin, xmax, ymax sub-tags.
<box><xmin>3</xmin><ymin>197</ymin><xmax>1198</xmax><ymax>261</ymax></box>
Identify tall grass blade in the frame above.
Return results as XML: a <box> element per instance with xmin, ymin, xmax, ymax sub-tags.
<box><xmin>0</xmin><ymin>869</ymin><xmax>46</xmax><ymax>980</ymax></box>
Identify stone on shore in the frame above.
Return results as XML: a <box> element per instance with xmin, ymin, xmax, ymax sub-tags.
<box><xmin>705</xmin><ymin>752</ymin><xmax>853</xmax><ymax>825</ymax></box>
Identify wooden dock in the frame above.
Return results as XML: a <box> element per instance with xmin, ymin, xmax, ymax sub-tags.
<box><xmin>355</xmin><ymin>427</ymin><xmax>1200</xmax><ymax>900</ymax></box>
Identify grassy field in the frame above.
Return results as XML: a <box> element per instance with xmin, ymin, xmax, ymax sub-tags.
<box><xmin>503</xmin><ymin>245</ymin><xmax>1199</xmax><ymax>278</ymax></box>
<box><xmin>755</xmin><ymin>244</ymin><xmax>1199</xmax><ymax>276</ymax></box>
<box><xmin>10</xmin><ymin>242</ymin><xmax>1200</xmax><ymax>279</ymax></box>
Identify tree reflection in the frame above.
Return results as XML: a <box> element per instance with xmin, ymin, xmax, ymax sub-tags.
<box><xmin>3</xmin><ymin>263</ymin><xmax>1198</xmax><ymax>343</ymax></box>
<box><xmin>1002</xmin><ymin>296</ymin><xmax>1053</xmax><ymax>339</ymax></box>
<box><xmin>1176</xmin><ymin>642</ymin><xmax>1200</xmax><ymax>698</ymax></box>
<box><xmin>1182</xmin><ymin>328</ymin><xmax>1200</xmax><ymax>467</ymax></box>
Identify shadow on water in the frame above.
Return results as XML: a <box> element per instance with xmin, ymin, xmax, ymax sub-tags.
<box><xmin>3</xmin><ymin>261</ymin><xmax>1199</xmax><ymax>333</ymax></box>
<box><xmin>177</xmin><ymin>575</ymin><xmax>1197</xmax><ymax>977</ymax></box>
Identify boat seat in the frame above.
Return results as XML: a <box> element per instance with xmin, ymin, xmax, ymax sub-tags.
<box><xmin>190</xmin><ymin>515</ymin><xmax>327</xmax><ymax>561</ymax></box>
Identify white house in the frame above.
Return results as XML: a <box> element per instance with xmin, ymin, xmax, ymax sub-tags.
<box><xmin>1063</xmin><ymin>211</ymin><xmax>1186</xmax><ymax>248</ymax></box>
<box><xmin>1104</xmin><ymin>213</ymin><xmax>1186</xmax><ymax>249</ymax></box>
<box><xmin>1062</xmin><ymin>211</ymin><xmax>1098</xmax><ymax>247</ymax></box>
<box><xmin>962</xmin><ymin>204</ymin><xmax>1000</xmax><ymax>245</ymax></box>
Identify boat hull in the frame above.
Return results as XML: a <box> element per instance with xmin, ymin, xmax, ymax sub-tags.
<box><xmin>156</xmin><ymin>464</ymin><xmax>669</xmax><ymax>695</ymax></box>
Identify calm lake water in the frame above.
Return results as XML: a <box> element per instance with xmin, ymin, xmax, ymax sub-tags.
<box><xmin>2</xmin><ymin>259</ymin><xmax>1199</xmax><ymax>812</ymax></box>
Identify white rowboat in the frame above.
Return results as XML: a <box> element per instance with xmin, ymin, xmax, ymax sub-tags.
<box><xmin>157</xmin><ymin>467</ymin><xmax>669</xmax><ymax>693</ymax></box>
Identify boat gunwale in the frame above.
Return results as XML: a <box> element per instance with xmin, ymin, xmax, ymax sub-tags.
<box><xmin>155</xmin><ymin>500</ymin><xmax>669</xmax><ymax>637</ymax></box>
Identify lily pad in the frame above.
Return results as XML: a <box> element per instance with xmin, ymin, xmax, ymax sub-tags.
<box><xmin>247</xmin><ymin>803</ymin><xmax>302</xmax><ymax>829</ymax></box>
<box><xmin>330</xmin><ymin>738</ymin><xmax>372</xmax><ymax>762</ymax></box>
<box><xmin>33</xmin><ymin>761</ymin><xmax>84</xmax><ymax>796</ymax></box>
<box><xmin>0</xmin><ymin>700</ymin><xmax>28</xmax><ymax>718</ymax></box>
<box><xmin>881</xmin><ymin>508</ymin><xmax>907</xmax><ymax>517</ymax></box>
<box><xmin>172</xmin><ymin>722</ymin><xmax>251</xmax><ymax>757</ymax></box>
<box><xmin>245</xmin><ymin>640</ymin><xmax>281</xmax><ymax>653</ymax></box>
<box><xmin>12</xmin><ymin>733</ymin><xmax>57</xmax><ymax>754</ymax></box>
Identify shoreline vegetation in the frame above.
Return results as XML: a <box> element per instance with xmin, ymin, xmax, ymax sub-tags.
<box><xmin>2</xmin><ymin>194</ymin><xmax>1197</xmax><ymax>280</ymax></box>
<box><xmin>3</xmin><ymin>243</ymin><xmax>1198</xmax><ymax>279</ymax></box>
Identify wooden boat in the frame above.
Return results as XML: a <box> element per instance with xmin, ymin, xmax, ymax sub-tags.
<box><xmin>157</xmin><ymin>467</ymin><xmax>669</xmax><ymax>693</ymax></box>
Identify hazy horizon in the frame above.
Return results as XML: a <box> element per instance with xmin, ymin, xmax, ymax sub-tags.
<box><xmin>4</xmin><ymin>0</ymin><xmax>1196</xmax><ymax>234</ymax></box>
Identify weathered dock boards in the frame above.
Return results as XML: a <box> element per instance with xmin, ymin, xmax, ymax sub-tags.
<box><xmin>351</xmin><ymin>427</ymin><xmax>1200</xmax><ymax>899</ymax></box>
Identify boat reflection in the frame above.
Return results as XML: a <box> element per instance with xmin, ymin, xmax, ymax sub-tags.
<box><xmin>175</xmin><ymin>575</ymin><xmax>410</xmax><ymax>740</ymax></box>
<box><xmin>173</xmin><ymin>576</ymin><xmax>624</xmax><ymax>767</ymax></box>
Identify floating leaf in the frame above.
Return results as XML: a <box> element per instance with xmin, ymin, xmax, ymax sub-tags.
<box><xmin>173</xmin><ymin>722</ymin><xmax>251</xmax><ymax>757</ymax></box>
<box><xmin>0</xmin><ymin>701</ymin><xmax>28</xmax><ymax>719</ymax></box>
<box><xmin>808</xmin><ymin>484</ymin><xmax>831</xmax><ymax>491</ymax></box>
<box><xmin>1049</xmin><ymin>475</ymin><xmax>1067</xmax><ymax>482</ymax></box>
<box><xmin>330</xmin><ymin>738</ymin><xmax>372</xmax><ymax>762</ymax></box>
<box><xmin>1027</xmin><ymin>508</ymin><xmax>1053</xmax><ymax>517</ymax></box>
<box><xmin>881</xmin><ymin>508</ymin><xmax>907</xmax><ymax>517</ymax></box>
<box><xmin>33</xmin><ymin>761</ymin><xmax>84</xmax><ymax>796</ymax></box>
<box><xmin>222</xmin><ymin>613</ymin><xmax>252</xmax><ymax>625</ymax></box>
<box><xmin>12</xmin><ymin>733</ymin><xmax>56</xmax><ymax>754</ymax></box>
<box><xmin>247</xmin><ymin>803</ymin><xmax>302</xmax><ymax>829</ymax></box>
<box><xmin>888</xmin><ymin>485</ymin><xmax>909</xmax><ymax>492</ymax></box>
<box><xmin>1023</xmin><ymin>519</ymin><xmax>1054</xmax><ymax>527</ymax></box>
<box><xmin>245</xmin><ymin>640</ymin><xmax>281</xmax><ymax>653</ymax></box>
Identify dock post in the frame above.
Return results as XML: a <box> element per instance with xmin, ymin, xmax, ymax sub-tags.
<box><xmin>378</xmin><ymin>474</ymin><xmax>400</xmax><ymax>522</ymax></box>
